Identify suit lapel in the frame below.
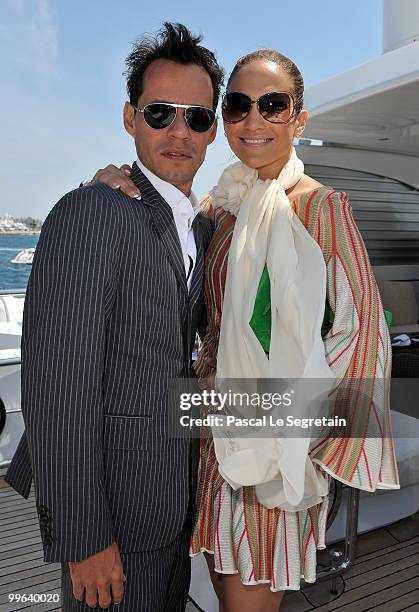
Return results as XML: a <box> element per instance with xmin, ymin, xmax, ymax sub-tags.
<box><xmin>189</xmin><ymin>215</ymin><xmax>205</xmax><ymax>312</ymax></box>
<box><xmin>130</xmin><ymin>163</ymin><xmax>188</xmax><ymax>296</ymax></box>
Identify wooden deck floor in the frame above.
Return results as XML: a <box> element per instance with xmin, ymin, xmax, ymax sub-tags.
<box><xmin>0</xmin><ymin>475</ymin><xmax>61</xmax><ymax>611</ymax></box>
<box><xmin>1</xmin><ymin>473</ymin><xmax>418</xmax><ymax>611</ymax></box>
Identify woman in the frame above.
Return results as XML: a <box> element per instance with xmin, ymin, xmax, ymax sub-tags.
<box><xmin>91</xmin><ymin>50</ymin><xmax>399</xmax><ymax>612</ymax></box>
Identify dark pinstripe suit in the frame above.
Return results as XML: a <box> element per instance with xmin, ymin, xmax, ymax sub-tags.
<box><xmin>6</xmin><ymin>163</ymin><xmax>213</xmax><ymax>610</ymax></box>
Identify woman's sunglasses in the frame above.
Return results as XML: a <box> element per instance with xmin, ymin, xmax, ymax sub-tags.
<box><xmin>133</xmin><ymin>102</ymin><xmax>216</xmax><ymax>133</ymax></box>
<box><xmin>222</xmin><ymin>91</ymin><xmax>296</xmax><ymax>124</ymax></box>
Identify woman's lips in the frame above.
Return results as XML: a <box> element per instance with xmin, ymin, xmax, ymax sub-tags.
<box><xmin>239</xmin><ymin>137</ymin><xmax>274</xmax><ymax>148</ymax></box>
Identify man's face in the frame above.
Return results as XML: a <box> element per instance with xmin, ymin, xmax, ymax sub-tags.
<box><xmin>124</xmin><ymin>59</ymin><xmax>217</xmax><ymax>195</ymax></box>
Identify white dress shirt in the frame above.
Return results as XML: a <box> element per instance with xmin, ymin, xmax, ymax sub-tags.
<box><xmin>136</xmin><ymin>159</ymin><xmax>200</xmax><ymax>290</ymax></box>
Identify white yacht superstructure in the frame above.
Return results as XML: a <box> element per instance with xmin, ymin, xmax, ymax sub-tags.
<box><xmin>291</xmin><ymin>0</ymin><xmax>419</xmax><ymax>548</ymax></box>
<box><xmin>0</xmin><ymin>293</ymin><xmax>23</xmax><ymax>470</ymax></box>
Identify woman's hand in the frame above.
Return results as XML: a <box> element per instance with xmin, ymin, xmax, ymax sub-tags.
<box><xmin>89</xmin><ymin>164</ymin><xmax>141</xmax><ymax>199</ymax></box>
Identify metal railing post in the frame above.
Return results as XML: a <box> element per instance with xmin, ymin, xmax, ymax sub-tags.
<box><xmin>316</xmin><ymin>485</ymin><xmax>360</xmax><ymax>587</ymax></box>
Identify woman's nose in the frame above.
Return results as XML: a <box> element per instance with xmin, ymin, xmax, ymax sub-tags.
<box><xmin>242</xmin><ymin>102</ymin><xmax>265</xmax><ymax>129</ymax></box>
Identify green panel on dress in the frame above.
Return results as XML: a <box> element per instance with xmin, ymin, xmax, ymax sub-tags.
<box><xmin>249</xmin><ymin>267</ymin><xmax>272</xmax><ymax>353</ymax></box>
<box><xmin>249</xmin><ymin>268</ymin><xmax>393</xmax><ymax>355</ymax></box>
<box><xmin>249</xmin><ymin>267</ymin><xmax>334</xmax><ymax>354</ymax></box>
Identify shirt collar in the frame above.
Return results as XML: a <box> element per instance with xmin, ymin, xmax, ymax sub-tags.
<box><xmin>136</xmin><ymin>158</ymin><xmax>200</xmax><ymax>220</ymax></box>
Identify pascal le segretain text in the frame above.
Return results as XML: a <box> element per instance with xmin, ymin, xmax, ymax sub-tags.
<box><xmin>179</xmin><ymin>414</ymin><xmax>347</xmax><ymax>430</ymax></box>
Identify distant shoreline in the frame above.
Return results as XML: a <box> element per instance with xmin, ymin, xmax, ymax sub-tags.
<box><xmin>0</xmin><ymin>231</ymin><xmax>40</xmax><ymax>235</ymax></box>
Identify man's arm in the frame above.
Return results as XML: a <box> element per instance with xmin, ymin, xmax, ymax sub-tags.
<box><xmin>22</xmin><ymin>186</ymin><xmax>119</xmax><ymax>563</ymax></box>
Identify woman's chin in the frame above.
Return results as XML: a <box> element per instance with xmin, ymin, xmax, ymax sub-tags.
<box><xmin>232</xmin><ymin>152</ymin><xmax>270</xmax><ymax>170</ymax></box>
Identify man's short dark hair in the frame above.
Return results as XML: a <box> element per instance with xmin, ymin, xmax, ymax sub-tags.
<box><xmin>125</xmin><ymin>22</ymin><xmax>224</xmax><ymax>111</ymax></box>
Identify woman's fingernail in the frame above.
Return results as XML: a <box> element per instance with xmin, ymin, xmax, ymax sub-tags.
<box><xmin>113</xmin><ymin>184</ymin><xmax>121</xmax><ymax>189</ymax></box>
<box><xmin>134</xmin><ymin>194</ymin><xmax>141</xmax><ymax>200</ymax></box>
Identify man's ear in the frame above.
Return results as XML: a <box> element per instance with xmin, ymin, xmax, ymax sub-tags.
<box><xmin>294</xmin><ymin>109</ymin><xmax>309</xmax><ymax>139</ymax></box>
<box><xmin>123</xmin><ymin>101</ymin><xmax>136</xmax><ymax>137</ymax></box>
<box><xmin>208</xmin><ymin>116</ymin><xmax>218</xmax><ymax>145</ymax></box>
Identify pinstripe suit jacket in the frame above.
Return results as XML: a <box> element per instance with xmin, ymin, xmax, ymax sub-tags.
<box><xmin>5</xmin><ymin>163</ymin><xmax>213</xmax><ymax>563</ymax></box>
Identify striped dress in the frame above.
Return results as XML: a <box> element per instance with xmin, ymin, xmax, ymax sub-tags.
<box><xmin>190</xmin><ymin>186</ymin><xmax>399</xmax><ymax>591</ymax></box>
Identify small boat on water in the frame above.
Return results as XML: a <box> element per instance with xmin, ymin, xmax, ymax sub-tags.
<box><xmin>11</xmin><ymin>248</ymin><xmax>35</xmax><ymax>265</ymax></box>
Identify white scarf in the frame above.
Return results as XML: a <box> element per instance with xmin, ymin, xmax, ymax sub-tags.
<box><xmin>212</xmin><ymin>148</ymin><xmax>334</xmax><ymax>511</ymax></box>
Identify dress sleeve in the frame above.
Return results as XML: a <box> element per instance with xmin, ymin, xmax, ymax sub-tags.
<box><xmin>311</xmin><ymin>192</ymin><xmax>399</xmax><ymax>491</ymax></box>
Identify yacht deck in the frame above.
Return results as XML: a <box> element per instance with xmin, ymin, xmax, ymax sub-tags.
<box><xmin>1</xmin><ymin>471</ymin><xmax>418</xmax><ymax>611</ymax></box>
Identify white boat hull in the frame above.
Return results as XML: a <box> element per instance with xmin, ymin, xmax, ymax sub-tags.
<box><xmin>11</xmin><ymin>248</ymin><xmax>35</xmax><ymax>265</ymax></box>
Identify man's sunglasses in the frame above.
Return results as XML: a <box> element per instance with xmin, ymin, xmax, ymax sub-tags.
<box><xmin>133</xmin><ymin>102</ymin><xmax>216</xmax><ymax>133</ymax></box>
<box><xmin>222</xmin><ymin>91</ymin><xmax>296</xmax><ymax>124</ymax></box>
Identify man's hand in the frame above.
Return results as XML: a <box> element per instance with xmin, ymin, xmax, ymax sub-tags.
<box><xmin>89</xmin><ymin>164</ymin><xmax>141</xmax><ymax>199</ymax></box>
<box><xmin>69</xmin><ymin>541</ymin><xmax>125</xmax><ymax>609</ymax></box>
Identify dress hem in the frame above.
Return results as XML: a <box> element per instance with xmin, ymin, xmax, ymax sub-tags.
<box><xmin>312</xmin><ymin>459</ymin><xmax>400</xmax><ymax>492</ymax></box>
<box><xmin>190</xmin><ymin>545</ymin><xmax>327</xmax><ymax>592</ymax></box>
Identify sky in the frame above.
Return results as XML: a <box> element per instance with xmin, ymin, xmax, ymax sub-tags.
<box><xmin>0</xmin><ymin>0</ymin><xmax>384</xmax><ymax>219</ymax></box>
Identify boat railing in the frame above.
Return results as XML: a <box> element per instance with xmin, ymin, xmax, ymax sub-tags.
<box><xmin>0</xmin><ymin>289</ymin><xmax>26</xmax><ymax>296</ymax></box>
<box><xmin>0</xmin><ymin>356</ymin><xmax>21</xmax><ymax>368</ymax></box>
<box><xmin>318</xmin><ymin>484</ymin><xmax>359</xmax><ymax>590</ymax></box>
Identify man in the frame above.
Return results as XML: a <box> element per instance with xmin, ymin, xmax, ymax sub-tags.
<box><xmin>6</xmin><ymin>22</ymin><xmax>223</xmax><ymax>611</ymax></box>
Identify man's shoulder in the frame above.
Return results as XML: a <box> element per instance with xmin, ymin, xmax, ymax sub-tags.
<box><xmin>49</xmin><ymin>183</ymin><xmax>141</xmax><ymax>223</ymax></box>
<box><xmin>64</xmin><ymin>182</ymin><xmax>137</xmax><ymax>208</ymax></box>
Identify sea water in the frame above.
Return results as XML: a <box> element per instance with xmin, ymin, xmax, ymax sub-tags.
<box><xmin>0</xmin><ymin>234</ymin><xmax>39</xmax><ymax>291</ymax></box>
